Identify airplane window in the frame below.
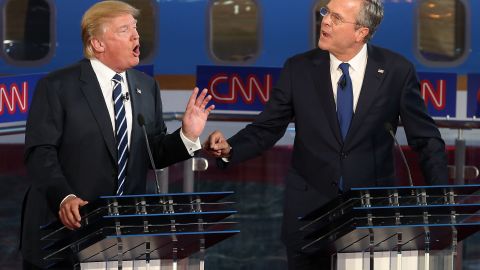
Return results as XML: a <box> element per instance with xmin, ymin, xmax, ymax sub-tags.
<box><xmin>418</xmin><ymin>0</ymin><xmax>466</xmax><ymax>62</ymax></box>
<box><xmin>313</xmin><ymin>0</ymin><xmax>330</xmax><ymax>48</ymax></box>
<box><xmin>209</xmin><ymin>0</ymin><xmax>259</xmax><ymax>62</ymax></box>
<box><xmin>121</xmin><ymin>0</ymin><xmax>155</xmax><ymax>62</ymax></box>
<box><xmin>2</xmin><ymin>0</ymin><xmax>52</xmax><ymax>62</ymax></box>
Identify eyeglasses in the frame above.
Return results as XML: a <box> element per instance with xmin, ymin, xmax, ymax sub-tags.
<box><xmin>319</xmin><ymin>6</ymin><xmax>359</xmax><ymax>26</ymax></box>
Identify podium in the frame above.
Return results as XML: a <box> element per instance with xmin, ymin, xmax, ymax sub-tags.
<box><xmin>300</xmin><ymin>185</ymin><xmax>480</xmax><ymax>270</ymax></box>
<box><xmin>41</xmin><ymin>191</ymin><xmax>239</xmax><ymax>269</ymax></box>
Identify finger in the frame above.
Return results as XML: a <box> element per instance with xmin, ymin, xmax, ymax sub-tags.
<box><xmin>212</xmin><ymin>140</ymin><xmax>229</xmax><ymax>151</ymax></box>
<box><xmin>59</xmin><ymin>210</ymin><xmax>71</xmax><ymax>229</ymax></box>
<box><xmin>210</xmin><ymin>137</ymin><xmax>223</xmax><ymax>149</ymax></box>
<box><xmin>203</xmin><ymin>140</ymin><xmax>213</xmax><ymax>150</ymax></box>
<box><xmin>222</xmin><ymin>147</ymin><xmax>232</xmax><ymax>155</ymax></box>
<box><xmin>213</xmin><ymin>133</ymin><xmax>226</xmax><ymax>146</ymax></box>
<box><xmin>72</xmin><ymin>203</ymin><xmax>82</xmax><ymax>223</ymax></box>
<box><xmin>195</xmin><ymin>88</ymin><xmax>209</xmax><ymax>107</ymax></box>
<box><xmin>204</xmin><ymin>104</ymin><xmax>215</xmax><ymax>114</ymax></box>
<box><xmin>208</xmin><ymin>132</ymin><xmax>219</xmax><ymax>146</ymax></box>
<box><xmin>60</xmin><ymin>208</ymin><xmax>75</xmax><ymax>229</ymax></box>
<box><xmin>187</xmin><ymin>87</ymin><xmax>199</xmax><ymax>108</ymax></box>
<box><xmin>65</xmin><ymin>206</ymin><xmax>78</xmax><ymax>228</ymax></box>
<box><xmin>199</xmin><ymin>93</ymin><xmax>212</xmax><ymax>109</ymax></box>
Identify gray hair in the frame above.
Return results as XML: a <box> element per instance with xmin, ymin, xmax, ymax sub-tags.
<box><xmin>356</xmin><ymin>0</ymin><xmax>384</xmax><ymax>42</ymax></box>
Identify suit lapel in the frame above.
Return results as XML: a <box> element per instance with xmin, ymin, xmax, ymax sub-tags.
<box><xmin>309</xmin><ymin>50</ymin><xmax>342</xmax><ymax>145</ymax></box>
<box><xmin>79</xmin><ymin>60</ymin><xmax>116</xmax><ymax>160</ymax></box>
<box><xmin>344</xmin><ymin>45</ymin><xmax>386</xmax><ymax>146</ymax></box>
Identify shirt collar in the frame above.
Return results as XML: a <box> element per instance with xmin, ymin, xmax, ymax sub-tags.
<box><xmin>90</xmin><ymin>58</ymin><xmax>126</xmax><ymax>83</ymax></box>
<box><xmin>329</xmin><ymin>44</ymin><xmax>368</xmax><ymax>72</ymax></box>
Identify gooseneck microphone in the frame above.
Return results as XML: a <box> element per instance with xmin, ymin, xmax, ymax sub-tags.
<box><xmin>384</xmin><ymin>122</ymin><xmax>414</xmax><ymax>187</ymax></box>
<box><xmin>138</xmin><ymin>114</ymin><xmax>161</xmax><ymax>194</ymax></box>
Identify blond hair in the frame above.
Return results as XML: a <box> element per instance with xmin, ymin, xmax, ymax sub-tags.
<box><xmin>81</xmin><ymin>1</ymin><xmax>139</xmax><ymax>59</ymax></box>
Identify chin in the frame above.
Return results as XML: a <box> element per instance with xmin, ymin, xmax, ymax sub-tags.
<box><xmin>129</xmin><ymin>59</ymin><xmax>140</xmax><ymax>68</ymax></box>
<box><xmin>318</xmin><ymin>41</ymin><xmax>328</xmax><ymax>51</ymax></box>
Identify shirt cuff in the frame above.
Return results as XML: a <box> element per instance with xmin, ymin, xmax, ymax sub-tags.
<box><xmin>60</xmin><ymin>194</ymin><xmax>77</xmax><ymax>208</ymax></box>
<box><xmin>180</xmin><ymin>128</ymin><xmax>201</xmax><ymax>156</ymax></box>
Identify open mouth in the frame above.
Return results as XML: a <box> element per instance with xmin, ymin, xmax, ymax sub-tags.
<box><xmin>133</xmin><ymin>45</ymin><xmax>140</xmax><ymax>57</ymax></box>
<box><xmin>321</xmin><ymin>30</ymin><xmax>330</xmax><ymax>38</ymax></box>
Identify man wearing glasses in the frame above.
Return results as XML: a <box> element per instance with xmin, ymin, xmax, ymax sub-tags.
<box><xmin>204</xmin><ymin>0</ymin><xmax>448</xmax><ymax>269</ymax></box>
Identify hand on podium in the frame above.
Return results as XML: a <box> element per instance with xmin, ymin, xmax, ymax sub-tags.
<box><xmin>59</xmin><ymin>196</ymin><xmax>89</xmax><ymax>230</ymax></box>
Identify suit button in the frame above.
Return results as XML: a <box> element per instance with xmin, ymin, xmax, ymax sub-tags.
<box><xmin>340</xmin><ymin>152</ymin><xmax>348</xmax><ymax>159</ymax></box>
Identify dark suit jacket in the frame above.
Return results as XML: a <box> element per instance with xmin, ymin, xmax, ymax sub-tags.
<box><xmin>225</xmin><ymin>45</ymin><xmax>448</xmax><ymax>249</ymax></box>
<box><xmin>21</xmin><ymin>59</ymin><xmax>191</xmax><ymax>267</ymax></box>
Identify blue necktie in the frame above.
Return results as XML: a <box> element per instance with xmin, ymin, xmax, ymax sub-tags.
<box><xmin>337</xmin><ymin>63</ymin><xmax>353</xmax><ymax>191</ymax></box>
<box><xmin>337</xmin><ymin>63</ymin><xmax>353</xmax><ymax>140</ymax></box>
<box><xmin>112</xmin><ymin>74</ymin><xmax>129</xmax><ymax>196</ymax></box>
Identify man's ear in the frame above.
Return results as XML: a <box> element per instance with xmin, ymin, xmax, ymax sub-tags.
<box><xmin>356</xmin><ymin>27</ymin><xmax>370</xmax><ymax>43</ymax></box>
<box><xmin>90</xmin><ymin>37</ymin><xmax>105</xmax><ymax>53</ymax></box>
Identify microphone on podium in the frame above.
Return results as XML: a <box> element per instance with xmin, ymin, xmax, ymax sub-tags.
<box><xmin>384</xmin><ymin>122</ymin><xmax>414</xmax><ymax>187</ymax></box>
<box><xmin>138</xmin><ymin>114</ymin><xmax>161</xmax><ymax>194</ymax></box>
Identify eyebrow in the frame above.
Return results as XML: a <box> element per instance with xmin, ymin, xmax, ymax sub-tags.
<box><xmin>326</xmin><ymin>6</ymin><xmax>344</xmax><ymax>20</ymax></box>
<box><xmin>117</xmin><ymin>20</ymin><xmax>137</xmax><ymax>31</ymax></box>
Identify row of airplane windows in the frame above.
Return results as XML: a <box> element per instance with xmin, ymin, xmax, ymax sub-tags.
<box><xmin>1</xmin><ymin>0</ymin><xmax>467</xmax><ymax>66</ymax></box>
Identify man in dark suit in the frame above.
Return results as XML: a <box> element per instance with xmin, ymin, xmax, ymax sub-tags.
<box><xmin>20</xmin><ymin>1</ymin><xmax>214</xmax><ymax>269</ymax></box>
<box><xmin>204</xmin><ymin>0</ymin><xmax>448</xmax><ymax>268</ymax></box>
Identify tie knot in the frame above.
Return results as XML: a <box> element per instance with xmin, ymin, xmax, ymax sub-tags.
<box><xmin>112</xmin><ymin>73</ymin><xmax>122</xmax><ymax>83</ymax></box>
<box><xmin>339</xmin><ymin>63</ymin><xmax>350</xmax><ymax>75</ymax></box>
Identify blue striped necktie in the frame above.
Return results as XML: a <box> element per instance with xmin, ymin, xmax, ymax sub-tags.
<box><xmin>337</xmin><ymin>63</ymin><xmax>353</xmax><ymax>191</ymax></box>
<box><xmin>112</xmin><ymin>74</ymin><xmax>128</xmax><ymax>196</ymax></box>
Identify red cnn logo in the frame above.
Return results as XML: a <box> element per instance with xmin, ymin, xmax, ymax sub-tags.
<box><xmin>421</xmin><ymin>79</ymin><xmax>446</xmax><ymax>110</ymax></box>
<box><xmin>0</xmin><ymin>81</ymin><xmax>29</xmax><ymax>115</ymax></box>
<box><xmin>208</xmin><ymin>74</ymin><xmax>272</xmax><ymax>104</ymax></box>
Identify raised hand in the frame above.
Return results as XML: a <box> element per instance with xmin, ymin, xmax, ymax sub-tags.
<box><xmin>182</xmin><ymin>87</ymin><xmax>215</xmax><ymax>141</ymax></box>
<box><xmin>203</xmin><ymin>130</ymin><xmax>232</xmax><ymax>158</ymax></box>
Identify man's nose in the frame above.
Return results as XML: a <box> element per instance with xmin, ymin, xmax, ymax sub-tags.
<box><xmin>321</xmin><ymin>15</ymin><xmax>332</xmax><ymax>28</ymax></box>
<box><xmin>132</xmin><ymin>29</ymin><xmax>139</xmax><ymax>40</ymax></box>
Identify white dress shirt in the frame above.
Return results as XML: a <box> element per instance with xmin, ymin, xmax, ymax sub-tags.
<box><xmin>329</xmin><ymin>44</ymin><xmax>368</xmax><ymax>112</ymax></box>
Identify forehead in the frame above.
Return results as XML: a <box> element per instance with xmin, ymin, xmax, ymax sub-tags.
<box><xmin>104</xmin><ymin>13</ymin><xmax>137</xmax><ymax>29</ymax></box>
<box><xmin>327</xmin><ymin>0</ymin><xmax>362</xmax><ymax>17</ymax></box>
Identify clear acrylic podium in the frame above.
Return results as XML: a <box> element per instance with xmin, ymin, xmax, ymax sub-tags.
<box><xmin>41</xmin><ymin>191</ymin><xmax>239</xmax><ymax>269</ymax></box>
<box><xmin>300</xmin><ymin>184</ymin><xmax>480</xmax><ymax>270</ymax></box>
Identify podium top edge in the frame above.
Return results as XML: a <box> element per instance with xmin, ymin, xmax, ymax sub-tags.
<box><xmin>99</xmin><ymin>191</ymin><xmax>234</xmax><ymax>199</ymax></box>
<box><xmin>351</xmin><ymin>184</ymin><xmax>480</xmax><ymax>191</ymax></box>
<box><xmin>104</xmin><ymin>229</ymin><xmax>241</xmax><ymax>239</ymax></box>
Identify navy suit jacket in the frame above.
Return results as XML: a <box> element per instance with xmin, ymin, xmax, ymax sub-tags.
<box><xmin>225</xmin><ymin>45</ymin><xmax>448</xmax><ymax>247</ymax></box>
<box><xmin>21</xmin><ymin>59</ymin><xmax>191</xmax><ymax>267</ymax></box>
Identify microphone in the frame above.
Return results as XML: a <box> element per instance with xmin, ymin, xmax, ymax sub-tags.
<box><xmin>138</xmin><ymin>114</ymin><xmax>161</xmax><ymax>194</ymax></box>
<box><xmin>384</xmin><ymin>122</ymin><xmax>414</xmax><ymax>187</ymax></box>
<box><xmin>122</xmin><ymin>92</ymin><xmax>130</xmax><ymax>101</ymax></box>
